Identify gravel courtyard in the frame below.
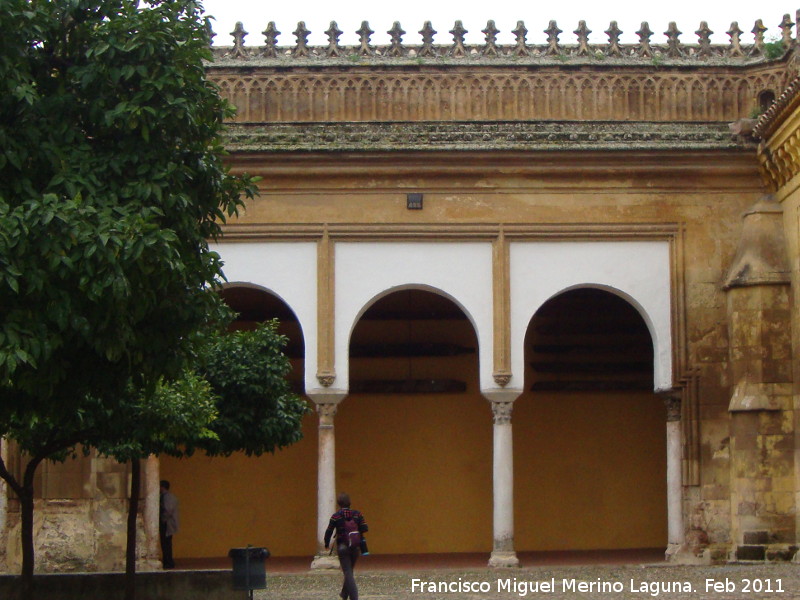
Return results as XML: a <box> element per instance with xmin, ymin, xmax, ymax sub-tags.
<box><xmin>255</xmin><ymin>562</ymin><xmax>800</xmax><ymax>600</ymax></box>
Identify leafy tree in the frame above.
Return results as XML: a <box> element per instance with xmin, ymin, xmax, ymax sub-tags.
<box><xmin>0</xmin><ymin>0</ymin><xmax>254</xmax><ymax>596</ymax></box>
<box><xmin>97</xmin><ymin>321</ymin><xmax>308</xmax><ymax>600</ymax></box>
<box><xmin>93</xmin><ymin>372</ymin><xmax>219</xmax><ymax>600</ymax></box>
<box><xmin>196</xmin><ymin>321</ymin><xmax>310</xmax><ymax>457</ymax></box>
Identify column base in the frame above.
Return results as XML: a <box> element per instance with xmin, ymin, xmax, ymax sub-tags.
<box><xmin>488</xmin><ymin>550</ymin><xmax>520</xmax><ymax>568</ymax></box>
<box><xmin>665</xmin><ymin>543</ymin><xmax>711</xmax><ymax>565</ymax></box>
<box><xmin>310</xmin><ymin>552</ymin><xmax>340</xmax><ymax>570</ymax></box>
<box><xmin>134</xmin><ymin>558</ymin><xmax>163</xmax><ymax>572</ymax></box>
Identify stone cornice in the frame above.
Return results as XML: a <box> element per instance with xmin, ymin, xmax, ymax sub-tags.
<box><xmin>217</xmin><ymin>222</ymin><xmax>681</xmax><ymax>243</ymax></box>
<box><xmin>223</xmin><ymin>121</ymin><xmax>751</xmax><ymax>153</ymax></box>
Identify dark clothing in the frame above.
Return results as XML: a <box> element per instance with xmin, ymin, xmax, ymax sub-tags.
<box><xmin>159</xmin><ymin>521</ymin><xmax>175</xmax><ymax>569</ymax></box>
<box><xmin>159</xmin><ymin>489</ymin><xmax>178</xmax><ymax>569</ymax></box>
<box><xmin>325</xmin><ymin>508</ymin><xmax>368</xmax><ymax>600</ymax></box>
<box><xmin>337</xmin><ymin>544</ymin><xmax>360</xmax><ymax>600</ymax></box>
<box><xmin>324</xmin><ymin>508</ymin><xmax>368</xmax><ymax>549</ymax></box>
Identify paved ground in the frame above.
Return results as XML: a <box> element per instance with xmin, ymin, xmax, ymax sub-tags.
<box><xmin>252</xmin><ymin>561</ymin><xmax>800</xmax><ymax>600</ymax></box>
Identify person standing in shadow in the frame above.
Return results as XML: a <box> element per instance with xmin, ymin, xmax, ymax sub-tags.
<box><xmin>159</xmin><ymin>480</ymin><xmax>179</xmax><ymax>569</ymax></box>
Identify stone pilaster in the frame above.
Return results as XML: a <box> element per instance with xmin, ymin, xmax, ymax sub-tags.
<box><xmin>308</xmin><ymin>393</ymin><xmax>346</xmax><ymax>569</ymax></box>
<box><xmin>484</xmin><ymin>388</ymin><xmax>522</xmax><ymax>568</ymax></box>
<box><xmin>492</xmin><ymin>228</ymin><xmax>512</xmax><ymax>387</ymax></box>
<box><xmin>723</xmin><ymin>195</ymin><xmax>795</xmax><ymax>561</ymax></box>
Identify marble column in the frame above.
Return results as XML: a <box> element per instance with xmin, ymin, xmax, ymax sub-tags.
<box><xmin>309</xmin><ymin>396</ymin><xmax>344</xmax><ymax>569</ymax></box>
<box><xmin>142</xmin><ymin>455</ymin><xmax>161</xmax><ymax>570</ymax></box>
<box><xmin>662</xmin><ymin>391</ymin><xmax>685</xmax><ymax>557</ymax></box>
<box><xmin>485</xmin><ymin>390</ymin><xmax>522</xmax><ymax>568</ymax></box>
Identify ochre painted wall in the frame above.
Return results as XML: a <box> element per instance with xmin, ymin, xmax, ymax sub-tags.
<box><xmin>514</xmin><ymin>391</ymin><xmax>668</xmax><ymax>550</ymax></box>
<box><xmin>160</xmin><ymin>388</ymin><xmax>667</xmax><ymax>558</ymax></box>
<box><xmin>335</xmin><ymin>392</ymin><xmax>494</xmax><ymax>555</ymax></box>
<box><xmin>160</xmin><ymin>410</ymin><xmax>318</xmax><ymax>559</ymax></box>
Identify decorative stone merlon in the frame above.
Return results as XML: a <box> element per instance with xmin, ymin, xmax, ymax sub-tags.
<box><xmin>723</xmin><ymin>195</ymin><xmax>791</xmax><ymax>289</ymax></box>
<box><xmin>227</xmin><ymin>22</ymin><xmax>248</xmax><ymax>59</ymax></box>
<box><xmin>209</xmin><ymin>15</ymin><xmax>793</xmax><ymax>64</ymax></box>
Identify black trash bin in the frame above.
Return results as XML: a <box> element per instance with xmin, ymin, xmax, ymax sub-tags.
<box><xmin>229</xmin><ymin>546</ymin><xmax>270</xmax><ymax>592</ymax></box>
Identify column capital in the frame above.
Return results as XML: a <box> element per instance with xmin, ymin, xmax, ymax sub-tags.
<box><xmin>308</xmin><ymin>392</ymin><xmax>346</xmax><ymax>427</ymax></box>
<box><xmin>658</xmin><ymin>388</ymin><xmax>682</xmax><ymax>422</ymax></box>
<box><xmin>483</xmin><ymin>388</ymin><xmax>522</xmax><ymax>425</ymax></box>
<box><xmin>490</xmin><ymin>401</ymin><xmax>514</xmax><ymax>425</ymax></box>
<box><xmin>315</xmin><ymin>402</ymin><xmax>338</xmax><ymax>426</ymax></box>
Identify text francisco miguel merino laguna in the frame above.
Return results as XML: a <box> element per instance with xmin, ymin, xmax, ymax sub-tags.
<box><xmin>410</xmin><ymin>576</ymin><xmax>786</xmax><ymax>597</ymax></box>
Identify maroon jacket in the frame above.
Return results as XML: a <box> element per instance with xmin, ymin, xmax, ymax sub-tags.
<box><xmin>324</xmin><ymin>508</ymin><xmax>368</xmax><ymax>548</ymax></box>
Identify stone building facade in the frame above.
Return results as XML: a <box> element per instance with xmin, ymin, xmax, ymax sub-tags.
<box><xmin>3</xmin><ymin>11</ymin><xmax>800</xmax><ymax>572</ymax></box>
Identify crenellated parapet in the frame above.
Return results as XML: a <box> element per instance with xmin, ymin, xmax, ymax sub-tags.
<box><xmin>206</xmin><ymin>14</ymin><xmax>799</xmax><ymax>131</ymax></box>
<box><xmin>209</xmin><ymin>15</ymin><xmax>798</xmax><ymax>64</ymax></box>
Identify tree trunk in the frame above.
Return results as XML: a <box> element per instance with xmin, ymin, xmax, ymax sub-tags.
<box><xmin>0</xmin><ymin>452</ymin><xmax>37</xmax><ymax>600</ymax></box>
<box><xmin>18</xmin><ymin>452</ymin><xmax>46</xmax><ymax>600</ymax></box>
<box><xmin>19</xmin><ymin>486</ymin><xmax>35</xmax><ymax>600</ymax></box>
<box><xmin>0</xmin><ymin>442</ymin><xmax>82</xmax><ymax>600</ymax></box>
<box><xmin>125</xmin><ymin>459</ymin><xmax>141</xmax><ymax>600</ymax></box>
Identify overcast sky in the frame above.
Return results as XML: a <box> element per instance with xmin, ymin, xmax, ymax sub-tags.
<box><xmin>201</xmin><ymin>0</ymin><xmax>797</xmax><ymax>47</ymax></box>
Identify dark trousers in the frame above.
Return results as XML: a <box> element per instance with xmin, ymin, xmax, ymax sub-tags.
<box><xmin>159</xmin><ymin>522</ymin><xmax>175</xmax><ymax>569</ymax></box>
<box><xmin>337</xmin><ymin>544</ymin><xmax>360</xmax><ymax>600</ymax></box>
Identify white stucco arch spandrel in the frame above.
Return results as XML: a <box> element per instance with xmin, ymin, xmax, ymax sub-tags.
<box><xmin>210</xmin><ymin>242</ymin><xmax>319</xmax><ymax>392</ymax></box>
<box><xmin>335</xmin><ymin>242</ymin><xmax>495</xmax><ymax>392</ymax></box>
<box><xmin>509</xmin><ymin>240</ymin><xmax>673</xmax><ymax>392</ymax></box>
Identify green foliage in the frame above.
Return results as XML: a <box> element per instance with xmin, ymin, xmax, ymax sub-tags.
<box><xmin>196</xmin><ymin>321</ymin><xmax>310</xmax><ymax>456</ymax></box>
<box><xmin>0</xmin><ymin>1</ymin><xmax>257</xmax><ymax>584</ymax></box>
<box><xmin>765</xmin><ymin>38</ymin><xmax>786</xmax><ymax>60</ymax></box>
<box><xmin>0</xmin><ymin>0</ymin><xmax>255</xmax><ymax>443</ymax></box>
<box><xmin>95</xmin><ymin>321</ymin><xmax>309</xmax><ymax>462</ymax></box>
<box><xmin>93</xmin><ymin>372</ymin><xmax>219</xmax><ymax>462</ymax></box>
